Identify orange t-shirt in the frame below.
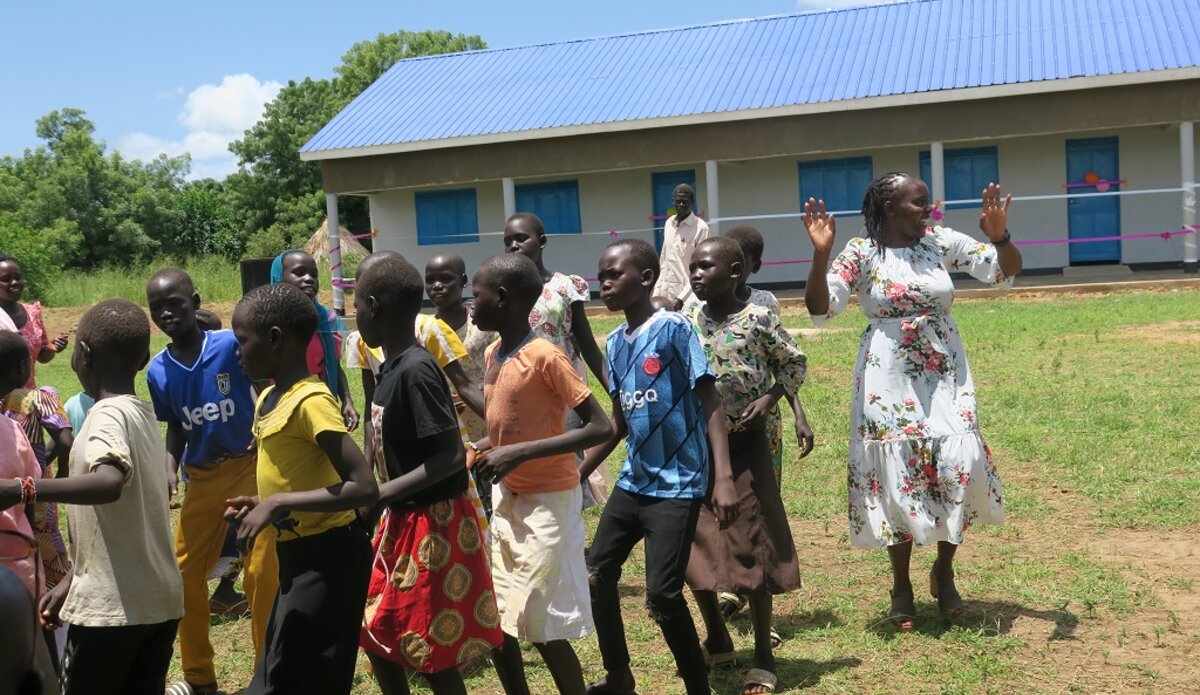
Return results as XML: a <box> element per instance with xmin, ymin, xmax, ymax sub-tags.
<box><xmin>484</xmin><ymin>337</ymin><xmax>592</xmax><ymax>494</ymax></box>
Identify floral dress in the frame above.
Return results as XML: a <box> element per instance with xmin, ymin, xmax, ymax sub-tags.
<box><xmin>812</xmin><ymin>226</ymin><xmax>1012</xmax><ymax>548</ymax></box>
<box><xmin>453</xmin><ymin>306</ymin><xmax>498</xmax><ymax>445</ymax></box>
<box><xmin>17</xmin><ymin>302</ymin><xmax>49</xmax><ymax>389</ymax></box>
<box><xmin>684</xmin><ymin>288</ymin><xmax>790</xmax><ymax>482</ymax></box>
<box><xmin>528</xmin><ymin>272</ymin><xmax>589</xmax><ymax>377</ymax></box>
<box><xmin>686</xmin><ymin>303</ymin><xmax>807</xmax><ymax>433</ymax></box>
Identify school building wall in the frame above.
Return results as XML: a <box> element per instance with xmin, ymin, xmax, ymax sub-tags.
<box><xmin>366</xmin><ymin>123</ymin><xmax>1195</xmax><ymax>290</ymax></box>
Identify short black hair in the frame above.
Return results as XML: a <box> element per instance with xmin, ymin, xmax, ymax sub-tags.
<box><xmin>672</xmin><ymin>183</ymin><xmax>695</xmax><ymax>201</ymax></box>
<box><xmin>0</xmin><ymin>252</ymin><xmax>17</xmax><ymax>265</ymax></box>
<box><xmin>506</xmin><ymin>212</ymin><xmax>545</xmax><ymax>237</ymax></box>
<box><xmin>0</xmin><ymin>331</ymin><xmax>30</xmax><ymax>373</ymax></box>
<box><xmin>237</xmin><ymin>283</ymin><xmax>318</xmax><ymax>342</ymax></box>
<box><xmin>724</xmin><ymin>226</ymin><xmax>765</xmax><ymax>264</ymax></box>
<box><xmin>195</xmin><ymin>308</ymin><xmax>222</xmax><ymax>331</ymax></box>
<box><xmin>605</xmin><ymin>238</ymin><xmax>659</xmax><ymax>283</ymax></box>
<box><xmin>358</xmin><ymin>255</ymin><xmax>424</xmax><ymax>317</ymax></box>
<box><xmin>147</xmin><ymin>267</ymin><xmax>195</xmax><ymax>295</ymax></box>
<box><xmin>861</xmin><ymin>172</ymin><xmax>917</xmax><ymax>248</ymax></box>
<box><xmin>77</xmin><ymin>299</ymin><xmax>151</xmax><ymax>367</ymax></box>
<box><xmin>696</xmin><ymin>236</ymin><xmax>746</xmax><ymax>268</ymax></box>
<box><xmin>356</xmin><ymin>249</ymin><xmax>405</xmax><ymax>277</ymax></box>
<box><xmin>478</xmin><ymin>253</ymin><xmax>543</xmax><ymax>307</ymax></box>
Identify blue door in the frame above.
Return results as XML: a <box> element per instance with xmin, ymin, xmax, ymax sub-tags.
<box><xmin>651</xmin><ymin>170</ymin><xmax>697</xmax><ymax>252</ymax></box>
<box><xmin>1066</xmin><ymin>137</ymin><xmax>1121</xmax><ymax>264</ymax></box>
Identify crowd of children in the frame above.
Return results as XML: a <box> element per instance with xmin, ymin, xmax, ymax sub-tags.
<box><xmin>0</xmin><ymin>173</ymin><xmax>1017</xmax><ymax>695</ymax></box>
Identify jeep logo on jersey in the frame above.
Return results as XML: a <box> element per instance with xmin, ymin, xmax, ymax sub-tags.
<box><xmin>620</xmin><ymin>388</ymin><xmax>659</xmax><ymax>411</ymax></box>
<box><xmin>180</xmin><ymin>399</ymin><xmax>236</xmax><ymax>431</ymax></box>
<box><xmin>216</xmin><ymin>372</ymin><xmax>231</xmax><ymax>396</ymax></box>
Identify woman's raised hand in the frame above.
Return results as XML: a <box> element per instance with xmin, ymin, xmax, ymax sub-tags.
<box><xmin>979</xmin><ymin>183</ymin><xmax>1012</xmax><ymax>242</ymax></box>
<box><xmin>803</xmin><ymin>197</ymin><xmax>837</xmax><ymax>255</ymax></box>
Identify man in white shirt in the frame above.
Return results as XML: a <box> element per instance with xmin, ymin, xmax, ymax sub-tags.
<box><xmin>653</xmin><ymin>184</ymin><xmax>709</xmax><ymax>310</ymax></box>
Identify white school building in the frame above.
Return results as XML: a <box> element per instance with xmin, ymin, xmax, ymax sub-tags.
<box><xmin>300</xmin><ymin>0</ymin><xmax>1200</xmax><ymax>308</ymax></box>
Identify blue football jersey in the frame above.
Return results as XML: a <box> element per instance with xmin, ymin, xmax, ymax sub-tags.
<box><xmin>147</xmin><ymin>330</ymin><xmax>256</xmax><ymax>467</ymax></box>
<box><xmin>605</xmin><ymin>310</ymin><xmax>713</xmax><ymax>499</ymax></box>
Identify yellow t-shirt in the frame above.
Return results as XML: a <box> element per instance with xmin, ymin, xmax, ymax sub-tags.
<box><xmin>253</xmin><ymin>377</ymin><xmax>356</xmax><ymax>541</ymax></box>
<box><xmin>414</xmin><ymin>314</ymin><xmax>468</xmax><ymax>368</ymax></box>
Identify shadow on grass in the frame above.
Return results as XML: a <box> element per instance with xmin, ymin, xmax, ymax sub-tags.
<box><xmin>728</xmin><ymin>608</ymin><xmax>844</xmax><ymax>641</ymax></box>
<box><xmin>711</xmin><ymin>655</ymin><xmax>862</xmax><ymax>692</ymax></box>
<box><xmin>866</xmin><ymin>599</ymin><xmax>1079</xmax><ymax>641</ymax></box>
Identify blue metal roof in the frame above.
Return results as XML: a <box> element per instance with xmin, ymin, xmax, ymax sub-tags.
<box><xmin>302</xmin><ymin>0</ymin><xmax>1200</xmax><ymax>156</ymax></box>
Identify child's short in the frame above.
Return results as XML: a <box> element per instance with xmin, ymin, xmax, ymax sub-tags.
<box><xmin>360</xmin><ymin>493</ymin><xmax>503</xmax><ymax>673</ymax></box>
<box><xmin>489</xmin><ymin>484</ymin><xmax>593</xmax><ymax>643</ymax></box>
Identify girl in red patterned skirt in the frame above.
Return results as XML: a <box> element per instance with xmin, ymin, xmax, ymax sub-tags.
<box><xmin>354</xmin><ymin>254</ymin><xmax>502</xmax><ymax>695</ymax></box>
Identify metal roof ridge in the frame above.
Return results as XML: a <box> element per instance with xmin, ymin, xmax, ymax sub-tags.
<box><xmin>387</xmin><ymin>0</ymin><xmax>931</xmax><ymax>65</ymax></box>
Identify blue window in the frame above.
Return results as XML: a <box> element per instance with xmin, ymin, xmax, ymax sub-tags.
<box><xmin>515</xmin><ymin>180</ymin><xmax>581</xmax><ymax>234</ymax></box>
<box><xmin>797</xmin><ymin>157</ymin><xmax>873</xmax><ymax>215</ymax></box>
<box><xmin>919</xmin><ymin>147</ymin><xmax>999</xmax><ymax>209</ymax></box>
<box><xmin>415</xmin><ymin>188</ymin><xmax>478</xmax><ymax>245</ymax></box>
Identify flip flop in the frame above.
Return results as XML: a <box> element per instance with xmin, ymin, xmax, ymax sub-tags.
<box><xmin>769</xmin><ymin>627</ymin><xmax>783</xmax><ymax>649</ymax></box>
<box><xmin>701</xmin><ymin>643</ymin><xmax>737</xmax><ymax>668</ymax></box>
<box><xmin>585</xmin><ymin>681</ymin><xmax>637</xmax><ymax>695</ymax></box>
<box><xmin>209</xmin><ymin>595</ymin><xmax>249</xmax><ymax>617</ymax></box>
<box><xmin>718</xmin><ymin>592</ymin><xmax>748</xmax><ymax>620</ymax></box>
<box><xmin>889</xmin><ymin>589</ymin><xmax>916</xmax><ymax>632</ymax></box>
<box><xmin>741</xmin><ymin>668</ymin><xmax>779</xmax><ymax>694</ymax></box>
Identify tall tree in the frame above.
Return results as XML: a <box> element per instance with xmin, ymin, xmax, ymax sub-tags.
<box><xmin>228</xmin><ymin>29</ymin><xmax>486</xmax><ymax>257</ymax></box>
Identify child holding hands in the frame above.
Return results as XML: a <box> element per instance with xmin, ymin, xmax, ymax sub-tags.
<box><xmin>684</xmin><ymin>237</ymin><xmax>807</xmax><ymax>695</ymax></box>
<box><xmin>581</xmin><ymin>239</ymin><xmax>738</xmax><ymax>695</ymax></box>
<box><xmin>470</xmin><ymin>253</ymin><xmax>613</xmax><ymax>695</ymax></box>
<box><xmin>0</xmin><ymin>300</ymin><xmax>184</xmax><ymax>695</ymax></box>
<box><xmin>227</xmin><ymin>282</ymin><xmax>379</xmax><ymax>695</ymax></box>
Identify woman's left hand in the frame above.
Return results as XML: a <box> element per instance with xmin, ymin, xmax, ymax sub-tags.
<box><xmin>979</xmin><ymin>182</ymin><xmax>1013</xmax><ymax>242</ymax></box>
<box><xmin>51</xmin><ymin>333</ymin><xmax>69</xmax><ymax>352</ymax></box>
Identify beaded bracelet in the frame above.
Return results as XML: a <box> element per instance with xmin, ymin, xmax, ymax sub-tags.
<box><xmin>18</xmin><ymin>476</ymin><xmax>37</xmax><ymax>504</ymax></box>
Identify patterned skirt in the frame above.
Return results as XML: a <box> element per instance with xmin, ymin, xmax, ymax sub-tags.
<box><xmin>360</xmin><ymin>494</ymin><xmax>502</xmax><ymax>673</ymax></box>
<box><xmin>32</xmin><ymin>501</ymin><xmax>69</xmax><ymax>588</ymax></box>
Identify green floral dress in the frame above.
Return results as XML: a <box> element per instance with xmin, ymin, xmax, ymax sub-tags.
<box><xmin>686</xmin><ymin>303</ymin><xmax>807</xmax><ymax>433</ymax></box>
<box><xmin>811</xmin><ymin>226</ymin><xmax>1012</xmax><ymax>548</ymax></box>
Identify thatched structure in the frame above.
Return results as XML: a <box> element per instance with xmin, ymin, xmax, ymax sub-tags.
<box><xmin>303</xmin><ymin>218</ymin><xmax>370</xmax><ymax>262</ymax></box>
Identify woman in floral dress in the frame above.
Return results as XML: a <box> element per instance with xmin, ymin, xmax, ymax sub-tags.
<box><xmin>804</xmin><ymin>174</ymin><xmax>1022</xmax><ymax>630</ymax></box>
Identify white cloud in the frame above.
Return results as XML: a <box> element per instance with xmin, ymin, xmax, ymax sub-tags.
<box><xmin>117</xmin><ymin>74</ymin><xmax>282</xmax><ymax>180</ymax></box>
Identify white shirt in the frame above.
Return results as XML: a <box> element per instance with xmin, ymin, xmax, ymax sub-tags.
<box><xmin>653</xmin><ymin>213</ymin><xmax>710</xmax><ymax>304</ymax></box>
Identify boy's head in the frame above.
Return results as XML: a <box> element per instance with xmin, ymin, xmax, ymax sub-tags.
<box><xmin>724</xmin><ymin>225</ymin><xmax>765</xmax><ymax>277</ymax></box>
<box><xmin>650</xmin><ymin>296</ymin><xmax>676</xmax><ymax>312</ymax></box>
<box><xmin>231</xmin><ymin>283</ymin><xmax>318</xmax><ymax>381</ymax></box>
<box><xmin>597</xmin><ymin>239</ymin><xmax>659</xmax><ymax>313</ymax></box>
<box><xmin>688</xmin><ymin>237</ymin><xmax>744</xmax><ymax>302</ymax></box>
<box><xmin>146</xmin><ymin>267</ymin><xmax>200</xmax><ymax>340</ymax></box>
<box><xmin>503</xmin><ymin>213</ymin><xmax>547</xmax><ymax>263</ymax></box>
<box><xmin>671</xmin><ymin>184</ymin><xmax>696</xmax><ymax>221</ymax></box>
<box><xmin>0</xmin><ymin>330</ymin><xmax>31</xmax><ymax>395</ymax></box>
<box><xmin>471</xmin><ymin>253</ymin><xmax>543</xmax><ymax>332</ymax></box>
<box><xmin>424</xmin><ymin>252</ymin><xmax>467</xmax><ymax>310</ymax></box>
<box><xmin>73</xmin><ymin>299</ymin><xmax>152</xmax><ymax>393</ymax></box>
<box><xmin>354</xmin><ymin>255</ymin><xmax>424</xmax><ymax>349</ymax></box>
<box><xmin>354</xmin><ymin>250</ymin><xmax>405</xmax><ymax>282</ymax></box>
<box><xmin>195</xmin><ymin>308</ymin><xmax>222</xmax><ymax>331</ymax></box>
<box><xmin>276</xmin><ymin>250</ymin><xmax>319</xmax><ymax>300</ymax></box>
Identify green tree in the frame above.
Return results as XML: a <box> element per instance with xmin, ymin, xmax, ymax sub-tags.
<box><xmin>228</xmin><ymin>29</ymin><xmax>486</xmax><ymax>258</ymax></box>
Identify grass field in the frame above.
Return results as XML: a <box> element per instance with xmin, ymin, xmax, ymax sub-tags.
<box><xmin>32</xmin><ymin>287</ymin><xmax>1200</xmax><ymax>694</ymax></box>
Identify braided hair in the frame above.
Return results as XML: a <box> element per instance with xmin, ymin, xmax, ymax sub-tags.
<box><xmin>860</xmin><ymin>171</ymin><xmax>915</xmax><ymax>250</ymax></box>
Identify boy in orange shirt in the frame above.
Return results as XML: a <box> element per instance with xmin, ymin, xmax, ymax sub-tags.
<box><xmin>470</xmin><ymin>253</ymin><xmax>612</xmax><ymax>695</ymax></box>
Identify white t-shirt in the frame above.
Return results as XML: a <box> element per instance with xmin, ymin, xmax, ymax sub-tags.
<box><xmin>61</xmin><ymin>395</ymin><xmax>184</xmax><ymax>627</ymax></box>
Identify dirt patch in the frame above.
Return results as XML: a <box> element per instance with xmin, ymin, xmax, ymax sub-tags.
<box><xmin>1116</xmin><ymin>320</ymin><xmax>1200</xmax><ymax>346</ymax></box>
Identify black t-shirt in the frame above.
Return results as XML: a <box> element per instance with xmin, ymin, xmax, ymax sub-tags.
<box><xmin>372</xmin><ymin>344</ymin><xmax>467</xmax><ymax>509</ymax></box>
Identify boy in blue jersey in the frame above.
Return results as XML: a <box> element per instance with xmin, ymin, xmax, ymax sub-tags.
<box><xmin>146</xmin><ymin>268</ymin><xmax>279</xmax><ymax>695</ymax></box>
<box><xmin>580</xmin><ymin>239</ymin><xmax>737</xmax><ymax>695</ymax></box>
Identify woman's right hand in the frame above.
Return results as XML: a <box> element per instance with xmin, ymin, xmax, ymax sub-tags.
<box><xmin>803</xmin><ymin>198</ymin><xmax>837</xmax><ymax>255</ymax></box>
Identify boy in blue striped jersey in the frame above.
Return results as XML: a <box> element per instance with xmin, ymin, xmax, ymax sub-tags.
<box><xmin>580</xmin><ymin>239</ymin><xmax>737</xmax><ymax>695</ymax></box>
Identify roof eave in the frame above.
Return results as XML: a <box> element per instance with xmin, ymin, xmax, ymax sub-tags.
<box><xmin>299</xmin><ymin>67</ymin><xmax>1200</xmax><ymax>162</ymax></box>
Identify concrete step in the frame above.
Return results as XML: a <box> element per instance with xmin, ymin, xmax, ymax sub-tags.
<box><xmin>1062</xmin><ymin>264</ymin><xmax>1132</xmax><ymax>278</ymax></box>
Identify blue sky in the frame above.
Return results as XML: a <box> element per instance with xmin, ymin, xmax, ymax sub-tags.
<box><xmin>0</xmin><ymin>0</ymin><xmax>878</xmax><ymax>179</ymax></box>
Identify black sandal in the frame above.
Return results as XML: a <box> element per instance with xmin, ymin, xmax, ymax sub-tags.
<box><xmin>888</xmin><ymin>589</ymin><xmax>916</xmax><ymax>631</ymax></box>
<box><xmin>930</xmin><ymin>563</ymin><xmax>965</xmax><ymax>615</ymax></box>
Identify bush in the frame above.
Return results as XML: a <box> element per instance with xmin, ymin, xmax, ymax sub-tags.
<box><xmin>43</xmin><ymin>256</ymin><xmax>244</xmax><ymax>307</ymax></box>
